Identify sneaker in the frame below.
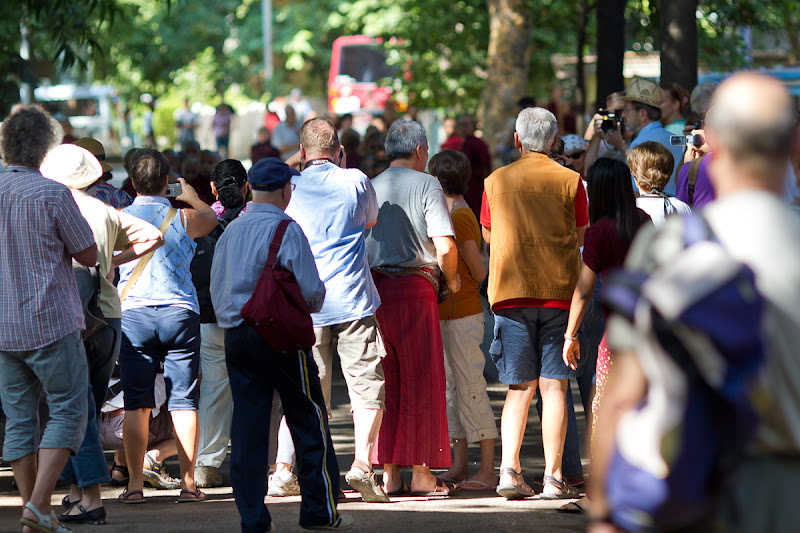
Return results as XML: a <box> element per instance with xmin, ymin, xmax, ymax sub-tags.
<box><xmin>268</xmin><ymin>470</ymin><xmax>301</xmax><ymax>497</ymax></box>
<box><xmin>301</xmin><ymin>515</ymin><xmax>354</xmax><ymax>530</ymax></box>
<box><xmin>195</xmin><ymin>465</ymin><xmax>224</xmax><ymax>488</ymax></box>
<box><xmin>344</xmin><ymin>461</ymin><xmax>389</xmax><ymax>503</ymax></box>
<box><xmin>496</xmin><ymin>467</ymin><xmax>536</xmax><ymax>500</ymax></box>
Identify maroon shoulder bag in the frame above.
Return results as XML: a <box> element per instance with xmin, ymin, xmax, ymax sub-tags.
<box><xmin>240</xmin><ymin>219</ymin><xmax>316</xmax><ymax>354</ymax></box>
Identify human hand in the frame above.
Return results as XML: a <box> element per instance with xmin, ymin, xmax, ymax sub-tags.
<box><xmin>592</xmin><ymin>114</ymin><xmax>604</xmax><ymax>134</ymax></box>
<box><xmin>285</xmin><ymin>150</ymin><xmax>303</xmax><ymax>171</ymax></box>
<box><xmin>687</xmin><ymin>128</ymin><xmax>710</xmax><ymax>159</ymax></box>
<box><xmin>602</xmin><ymin>122</ymin><xmax>625</xmax><ymax>150</ymax></box>
<box><xmin>174</xmin><ymin>178</ymin><xmax>198</xmax><ymax>203</ymax></box>
<box><xmin>447</xmin><ymin>273</ymin><xmax>462</xmax><ymax>293</ymax></box>
<box><xmin>562</xmin><ymin>337</ymin><xmax>581</xmax><ymax>370</ymax></box>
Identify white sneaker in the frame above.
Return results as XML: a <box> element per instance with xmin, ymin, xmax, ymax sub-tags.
<box><xmin>268</xmin><ymin>470</ymin><xmax>301</xmax><ymax>496</ymax></box>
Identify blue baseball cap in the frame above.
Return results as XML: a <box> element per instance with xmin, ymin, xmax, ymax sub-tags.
<box><xmin>247</xmin><ymin>157</ymin><xmax>299</xmax><ymax>191</ymax></box>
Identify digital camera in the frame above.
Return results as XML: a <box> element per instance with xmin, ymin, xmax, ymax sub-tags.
<box><xmin>669</xmin><ymin>134</ymin><xmax>703</xmax><ymax>147</ymax></box>
<box><xmin>598</xmin><ymin>109</ymin><xmax>622</xmax><ymax>134</ymax></box>
<box><xmin>165</xmin><ymin>183</ymin><xmax>183</xmax><ymax>197</ymax></box>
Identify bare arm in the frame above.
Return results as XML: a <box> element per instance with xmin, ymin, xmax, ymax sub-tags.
<box><xmin>433</xmin><ymin>235</ymin><xmax>460</xmax><ymax>293</ymax></box>
<box><xmin>482</xmin><ymin>226</ymin><xmax>491</xmax><ymax>245</ymax></box>
<box><xmin>175</xmin><ymin>178</ymin><xmax>218</xmax><ymax>239</ymax></box>
<box><xmin>577</xmin><ymin>224</ymin><xmax>587</xmax><ymax>248</ymax></box>
<box><xmin>589</xmin><ymin>350</ymin><xmax>648</xmax><ymax>524</ymax></box>
<box><xmin>72</xmin><ymin>243</ymin><xmax>98</xmax><ymax>267</ymax></box>
<box><xmin>562</xmin><ymin>263</ymin><xmax>598</xmax><ymax>369</ymax></box>
<box><xmin>456</xmin><ymin>239</ymin><xmax>486</xmax><ymax>284</ymax></box>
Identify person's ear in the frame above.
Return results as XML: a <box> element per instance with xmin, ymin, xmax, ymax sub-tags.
<box><xmin>299</xmin><ymin>144</ymin><xmax>307</xmax><ymax>163</ymax></box>
<box><xmin>210</xmin><ymin>182</ymin><xmax>219</xmax><ymax>198</ymax></box>
<box><xmin>514</xmin><ymin>132</ymin><xmax>522</xmax><ymax>151</ymax></box>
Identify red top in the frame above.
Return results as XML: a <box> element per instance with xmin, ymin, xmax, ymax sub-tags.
<box><xmin>481</xmin><ymin>180</ymin><xmax>589</xmax><ymax>310</ymax></box>
<box><xmin>582</xmin><ymin>217</ymin><xmax>634</xmax><ymax>276</ymax></box>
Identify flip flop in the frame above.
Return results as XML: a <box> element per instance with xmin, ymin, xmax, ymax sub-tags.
<box><xmin>117</xmin><ymin>489</ymin><xmax>146</xmax><ymax>504</ymax></box>
<box><xmin>411</xmin><ymin>478</ymin><xmax>458</xmax><ymax>497</ymax></box>
<box><xmin>458</xmin><ymin>479</ymin><xmax>498</xmax><ymax>491</ymax></box>
<box><xmin>557</xmin><ymin>500</ymin><xmax>587</xmax><ymax>514</ymax></box>
<box><xmin>436</xmin><ymin>474</ymin><xmax>461</xmax><ymax>485</ymax></box>
<box><xmin>386</xmin><ymin>482</ymin><xmax>411</xmax><ymax>496</ymax></box>
<box><xmin>177</xmin><ymin>489</ymin><xmax>207</xmax><ymax>503</ymax></box>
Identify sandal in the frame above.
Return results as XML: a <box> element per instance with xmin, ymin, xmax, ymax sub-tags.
<box><xmin>410</xmin><ymin>477</ymin><xmax>458</xmax><ymax>497</ymax></box>
<box><xmin>60</xmin><ymin>495</ymin><xmax>80</xmax><ymax>511</ymax></box>
<box><xmin>344</xmin><ymin>459</ymin><xmax>389</xmax><ymax>503</ymax></box>
<box><xmin>177</xmin><ymin>489</ymin><xmax>207</xmax><ymax>503</ymax></box>
<box><xmin>143</xmin><ymin>452</ymin><xmax>180</xmax><ymax>490</ymax></box>
<box><xmin>535</xmin><ymin>474</ymin><xmax>581</xmax><ymax>500</ymax></box>
<box><xmin>386</xmin><ymin>482</ymin><xmax>411</xmax><ymax>496</ymax></box>
<box><xmin>117</xmin><ymin>488</ymin><xmax>146</xmax><ymax>504</ymax></box>
<box><xmin>496</xmin><ymin>467</ymin><xmax>536</xmax><ymax>500</ymax></box>
<box><xmin>19</xmin><ymin>501</ymin><xmax>72</xmax><ymax>533</ymax></box>
<box><xmin>110</xmin><ymin>461</ymin><xmax>129</xmax><ymax>487</ymax></box>
<box><xmin>57</xmin><ymin>504</ymin><xmax>107</xmax><ymax>525</ymax></box>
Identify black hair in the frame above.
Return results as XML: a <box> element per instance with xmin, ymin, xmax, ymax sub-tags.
<box><xmin>586</xmin><ymin>158</ymin><xmax>646</xmax><ymax>244</ymax></box>
<box><xmin>429</xmin><ymin>150</ymin><xmax>470</xmax><ymax>196</ymax></box>
<box><xmin>211</xmin><ymin>159</ymin><xmax>247</xmax><ymax>209</ymax></box>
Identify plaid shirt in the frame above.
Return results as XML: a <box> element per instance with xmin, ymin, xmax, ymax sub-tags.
<box><xmin>0</xmin><ymin>166</ymin><xmax>95</xmax><ymax>350</ymax></box>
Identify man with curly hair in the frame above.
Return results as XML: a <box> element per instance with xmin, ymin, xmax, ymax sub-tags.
<box><xmin>0</xmin><ymin>105</ymin><xmax>98</xmax><ymax>533</ymax></box>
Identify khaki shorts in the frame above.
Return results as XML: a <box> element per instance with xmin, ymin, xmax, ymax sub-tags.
<box><xmin>312</xmin><ymin>315</ymin><xmax>386</xmax><ymax>413</ymax></box>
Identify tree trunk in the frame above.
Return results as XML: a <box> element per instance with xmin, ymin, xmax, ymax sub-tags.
<box><xmin>576</xmin><ymin>1</ymin><xmax>591</xmax><ymax>122</ymax></box>
<box><xmin>596</xmin><ymin>0</ymin><xmax>626</xmax><ymax>105</ymax></box>
<box><xmin>478</xmin><ymin>0</ymin><xmax>531</xmax><ymax>170</ymax></box>
<box><xmin>660</xmin><ymin>0</ymin><xmax>698</xmax><ymax>90</ymax></box>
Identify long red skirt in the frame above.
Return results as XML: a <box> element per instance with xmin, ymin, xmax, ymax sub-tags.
<box><xmin>370</xmin><ymin>273</ymin><xmax>451</xmax><ymax>469</ymax></box>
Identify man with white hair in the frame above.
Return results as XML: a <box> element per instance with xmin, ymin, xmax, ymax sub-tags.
<box><xmin>481</xmin><ymin>107</ymin><xmax>588</xmax><ymax>500</ymax></box>
<box><xmin>590</xmin><ymin>73</ymin><xmax>800</xmax><ymax>531</ymax></box>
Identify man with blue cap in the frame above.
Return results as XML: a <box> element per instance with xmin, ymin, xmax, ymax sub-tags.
<box><xmin>210</xmin><ymin>157</ymin><xmax>353</xmax><ymax>531</ymax></box>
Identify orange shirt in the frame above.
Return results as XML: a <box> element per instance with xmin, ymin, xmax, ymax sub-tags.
<box><xmin>439</xmin><ymin>205</ymin><xmax>484</xmax><ymax>320</ymax></box>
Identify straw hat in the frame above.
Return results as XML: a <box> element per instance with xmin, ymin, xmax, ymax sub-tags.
<box><xmin>72</xmin><ymin>137</ymin><xmax>113</xmax><ymax>173</ymax></box>
<box><xmin>40</xmin><ymin>144</ymin><xmax>103</xmax><ymax>190</ymax></box>
<box><xmin>623</xmin><ymin>77</ymin><xmax>663</xmax><ymax>109</ymax></box>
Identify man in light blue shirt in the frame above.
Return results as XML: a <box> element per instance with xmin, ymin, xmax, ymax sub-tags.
<box><xmin>210</xmin><ymin>157</ymin><xmax>353</xmax><ymax>531</ymax></box>
<box><xmin>603</xmin><ymin>78</ymin><xmax>685</xmax><ymax>195</ymax></box>
<box><xmin>284</xmin><ymin>117</ymin><xmax>389</xmax><ymax>504</ymax></box>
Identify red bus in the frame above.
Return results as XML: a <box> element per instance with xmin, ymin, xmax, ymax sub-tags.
<box><xmin>328</xmin><ymin>35</ymin><xmax>398</xmax><ymax>114</ymax></box>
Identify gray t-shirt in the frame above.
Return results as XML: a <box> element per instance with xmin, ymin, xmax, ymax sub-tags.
<box><xmin>365</xmin><ymin>166</ymin><xmax>455</xmax><ymax>270</ymax></box>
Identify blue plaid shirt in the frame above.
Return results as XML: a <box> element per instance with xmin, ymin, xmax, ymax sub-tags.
<box><xmin>0</xmin><ymin>166</ymin><xmax>95</xmax><ymax>350</ymax></box>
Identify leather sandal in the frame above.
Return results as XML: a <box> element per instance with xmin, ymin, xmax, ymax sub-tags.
<box><xmin>496</xmin><ymin>467</ymin><xmax>536</xmax><ymax>500</ymax></box>
<box><xmin>535</xmin><ymin>474</ymin><xmax>581</xmax><ymax>500</ymax></box>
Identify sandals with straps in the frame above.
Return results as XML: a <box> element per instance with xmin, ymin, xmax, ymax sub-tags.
<box><xmin>19</xmin><ymin>501</ymin><xmax>72</xmax><ymax>533</ymax></box>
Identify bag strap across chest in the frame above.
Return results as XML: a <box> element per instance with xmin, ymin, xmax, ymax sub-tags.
<box><xmin>266</xmin><ymin>219</ymin><xmax>291</xmax><ymax>269</ymax></box>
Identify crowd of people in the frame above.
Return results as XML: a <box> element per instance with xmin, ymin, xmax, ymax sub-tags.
<box><xmin>0</xmin><ymin>69</ymin><xmax>799</xmax><ymax>533</ymax></box>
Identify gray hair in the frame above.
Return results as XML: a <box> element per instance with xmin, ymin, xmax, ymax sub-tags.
<box><xmin>385</xmin><ymin>119</ymin><xmax>428</xmax><ymax>162</ymax></box>
<box><xmin>515</xmin><ymin>107</ymin><xmax>558</xmax><ymax>154</ymax></box>
<box><xmin>1</xmin><ymin>105</ymin><xmax>63</xmax><ymax>168</ymax></box>
<box><xmin>690</xmin><ymin>81</ymin><xmax>718</xmax><ymax>117</ymax></box>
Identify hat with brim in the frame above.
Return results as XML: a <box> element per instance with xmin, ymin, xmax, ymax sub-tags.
<box><xmin>623</xmin><ymin>77</ymin><xmax>662</xmax><ymax>109</ymax></box>
<box><xmin>40</xmin><ymin>144</ymin><xmax>103</xmax><ymax>190</ymax></box>
<box><xmin>71</xmin><ymin>137</ymin><xmax>113</xmax><ymax>173</ymax></box>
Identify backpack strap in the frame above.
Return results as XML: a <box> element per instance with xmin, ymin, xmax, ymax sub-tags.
<box><xmin>687</xmin><ymin>156</ymin><xmax>703</xmax><ymax>206</ymax></box>
<box><xmin>120</xmin><ymin>208</ymin><xmax>178</xmax><ymax>302</ymax></box>
<box><xmin>266</xmin><ymin>219</ymin><xmax>291</xmax><ymax>269</ymax></box>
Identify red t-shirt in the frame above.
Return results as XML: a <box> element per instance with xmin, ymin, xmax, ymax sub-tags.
<box><xmin>481</xmin><ymin>180</ymin><xmax>589</xmax><ymax>310</ymax></box>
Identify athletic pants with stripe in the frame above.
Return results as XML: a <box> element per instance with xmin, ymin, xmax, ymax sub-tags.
<box><xmin>225</xmin><ymin>324</ymin><xmax>340</xmax><ymax>532</ymax></box>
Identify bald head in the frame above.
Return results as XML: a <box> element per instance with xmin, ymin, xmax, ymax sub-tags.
<box><xmin>299</xmin><ymin>117</ymin><xmax>340</xmax><ymax>159</ymax></box>
<box><xmin>706</xmin><ymin>73</ymin><xmax>797</xmax><ymax>163</ymax></box>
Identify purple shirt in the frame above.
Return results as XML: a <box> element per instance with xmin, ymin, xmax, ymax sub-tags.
<box><xmin>675</xmin><ymin>155</ymin><xmax>715</xmax><ymax>208</ymax></box>
<box><xmin>0</xmin><ymin>166</ymin><xmax>95</xmax><ymax>349</ymax></box>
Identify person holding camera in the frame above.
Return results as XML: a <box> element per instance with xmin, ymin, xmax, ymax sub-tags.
<box><xmin>584</xmin><ymin>92</ymin><xmax>629</xmax><ymax>172</ymax></box>
<box><xmin>116</xmin><ymin>148</ymin><xmax>218</xmax><ymax>504</ymax></box>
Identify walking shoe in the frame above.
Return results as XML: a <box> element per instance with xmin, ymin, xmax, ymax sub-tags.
<box><xmin>345</xmin><ymin>460</ymin><xmax>389</xmax><ymax>503</ymax></box>
<box><xmin>58</xmin><ymin>504</ymin><xmax>107</xmax><ymax>525</ymax></box>
<box><xmin>143</xmin><ymin>452</ymin><xmax>181</xmax><ymax>490</ymax></box>
<box><xmin>268</xmin><ymin>470</ymin><xmax>301</xmax><ymax>496</ymax></box>
<box><xmin>195</xmin><ymin>465</ymin><xmax>224</xmax><ymax>488</ymax></box>
<box><xmin>301</xmin><ymin>515</ymin><xmax>354</xmax><ymax>530</ymax></box>
<box><xmin>496</xmin><ymin>467</ymin><xmax>536</xmax><ymax>500</ymax></box>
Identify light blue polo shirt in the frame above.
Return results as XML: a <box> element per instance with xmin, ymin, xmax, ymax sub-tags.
<box><xmin>285</xmin><ymin>162</ymin><xmax>381</xmax><ymax>327</ymax></box>
<box><xmin>629</xmin><ymin>121</ymin><xmax>685</xmax><ymax>196</ymax></box>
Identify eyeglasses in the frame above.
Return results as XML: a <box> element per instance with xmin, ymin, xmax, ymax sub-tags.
<box><xmin>289</xmin><ymin>183</ymin><xmax>296</xmax><ymax>191</ymax></box>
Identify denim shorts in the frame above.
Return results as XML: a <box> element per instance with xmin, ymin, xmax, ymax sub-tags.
<box><xmin>490</xmin><ymin>307</ymin><xmax>582</xmax><ymax>384</ymax></box>
<box><xmin>119</xmin><ymin>306</ymin><xmax>201</xmax><ymax>411</ymax></box>
<box><xmin>0</xmin><ymin>331</ymin><xmax>88</xmax><ymax>461</ymax></box>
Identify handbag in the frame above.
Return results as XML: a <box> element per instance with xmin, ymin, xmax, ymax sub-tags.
<box><xmin>240</xmin><ymin>219</ymin><xmax>316</xmax><ymax>354</ymax></box>
<box><xmin>73</xmin><ymin>263</ymin><xmax>116</xmax><ymax>369</ymax></box>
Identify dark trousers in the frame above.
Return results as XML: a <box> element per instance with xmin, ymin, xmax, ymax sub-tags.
<box><xmin>225</xmin><ymin>324</ymin><xmax>339</xmax><ymax>533</ymax></box>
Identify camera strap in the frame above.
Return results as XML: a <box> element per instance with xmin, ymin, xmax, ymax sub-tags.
<box><xmin>119</xmin><ymin>208</ymin><xmax>177</xmax><ymax>302</ymax></box>
<box><xmin>687</xmin><ymin>156</ymin><xmax>704</xmax><ymax>206</ymax></box>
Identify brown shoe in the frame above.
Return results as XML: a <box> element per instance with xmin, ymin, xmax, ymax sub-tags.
<box><xmin>496</xmin><ymin>467</ymin><xmax>536</xmax><ymax>500</ymax></box>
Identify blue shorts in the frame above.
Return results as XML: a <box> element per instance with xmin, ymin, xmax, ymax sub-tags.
<box><xmin>119</xmin><ymin>306</ymin><xmax>201</xmax><ymax>411</ymax></box>
<box><xmin>490</xmin><ymin>307</ymin><xmax>582</xmax><ymax>384</ymax></box>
